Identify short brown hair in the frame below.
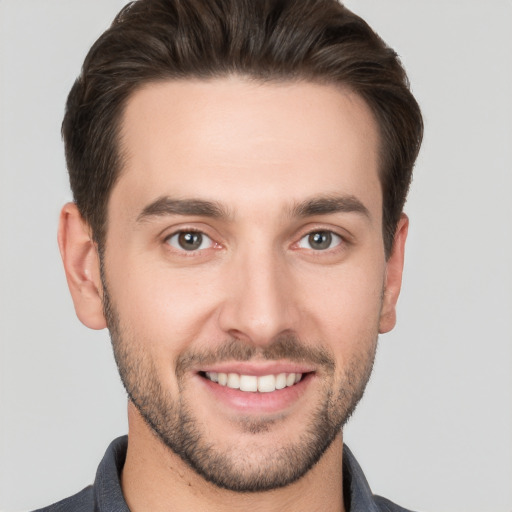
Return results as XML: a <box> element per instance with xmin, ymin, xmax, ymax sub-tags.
<box><xmin>62</xmin><ymin>0</ymin><xmax>423</xmax><ymax>257</ymax></box>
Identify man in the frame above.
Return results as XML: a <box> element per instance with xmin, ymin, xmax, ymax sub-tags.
<box><xmin>38</xmin><ymin>0</ymin><xmax>423</xmax><ymax>510</ymax></box>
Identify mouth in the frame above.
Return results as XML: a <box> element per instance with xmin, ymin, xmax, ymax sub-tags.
<box><xmin>196</xmin><ymin>363</ymin><xmax>316</xmax><ymax>414</ymax></box>
<box><xmin>202</xmin><ymin>371</ymin><xmax>304</xmax><ymax>393</ymax></box>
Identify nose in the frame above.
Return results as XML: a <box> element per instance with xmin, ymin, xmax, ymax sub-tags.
<box><xmin>217</xmin><ymin>246</ymin><xmax>299</xmax><ymax>346</ymax></box>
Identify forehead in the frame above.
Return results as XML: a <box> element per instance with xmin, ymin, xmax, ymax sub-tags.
<box><xmin>112</xmin><ymin>77</ymin><xmax>381</xmax><ymax>221</ymax></box>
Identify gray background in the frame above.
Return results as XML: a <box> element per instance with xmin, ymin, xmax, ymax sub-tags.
<box><xmin>1</xmin><ymin>1</ymin><xmax>511</xmax><ymax>511</ymax></box>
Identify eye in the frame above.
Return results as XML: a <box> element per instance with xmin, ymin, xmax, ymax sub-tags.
<box><xmin>297</xmin><ymin>231</ymin><xmax>342</xmax><ymax>251</ymax></box>
<box><xmin>166</xmin><ymin>231</ymin><xmax>214</xmax><ymax>251</ymax></box>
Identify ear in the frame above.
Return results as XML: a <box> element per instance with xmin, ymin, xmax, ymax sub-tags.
<box><xmin>57</xmin><ymin>203</ymin><xmax>107</xmax><ymax>330</ymax></box>
<box><xmin>379</xmin><ymin>214</ymin><xmax>409</xmax><ymax>334</ymax></box>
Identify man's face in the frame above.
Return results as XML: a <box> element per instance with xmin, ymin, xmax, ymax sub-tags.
<box><xmin>99</xmin><ymin>78</ymin><xmax>404</xmax><ymax>491</ymax></box>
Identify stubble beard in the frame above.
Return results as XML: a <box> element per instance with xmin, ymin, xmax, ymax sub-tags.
<box><xmin>102</xmin><ymin>283</ymin><xmax>378</xmax><ymax>493</ymax></box>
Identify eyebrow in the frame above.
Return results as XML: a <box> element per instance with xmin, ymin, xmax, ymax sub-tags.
<box><xmin>136</xmin><ymin>193</ymin><xmax>370</xmax><ymax>223</ymax></box>
<box><xmin>289</xmin><ymin>195</ymin><xmax>371</xmax><ymax>220</ymax></box>
<box><xmin>137</xmin><ymin>196</ymin><xmax>231</xmax><ymax>222</ymax></box>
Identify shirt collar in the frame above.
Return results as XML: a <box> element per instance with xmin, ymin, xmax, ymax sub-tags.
<box><xmin>94</xmin><ymin>436</ymin><xmax>130</xmax><ymax>512</ymax></box>
<box><xmin>342</xmin><ymin>444</ymin><xmax>382</xmax><ymax>512</ymax></box>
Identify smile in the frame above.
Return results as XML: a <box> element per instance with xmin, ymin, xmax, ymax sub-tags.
<box><xmin>204</xmin><ymin>371</ymin><xmax>303</xmax><ymax>393</ymax></box>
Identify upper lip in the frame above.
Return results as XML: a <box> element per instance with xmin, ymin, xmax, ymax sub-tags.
<box><xmin>198</xmin><ymin>361</ymin><xmax>316</xmax><ymax>376</ymax></box>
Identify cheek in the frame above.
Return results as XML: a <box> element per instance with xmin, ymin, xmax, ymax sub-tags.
<box><xmin>298</xmin><ymin>260</ymin><xmax>385</xmax><ymax>346</ymax></box>
<box><xmin>108</xmin><ymin>261</ymin><xmax>221</xmax><ymax>350</ymax></box>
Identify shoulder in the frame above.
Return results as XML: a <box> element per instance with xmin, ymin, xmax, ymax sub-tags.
<box><xmin>374</xmin><ymin>495</ymin><xmax>418</xmax><ymax>512</ymax></box>
<box><xmin>32</xmin><ymin>485</ymin><xmax>94</xmax><ymax>512</ymax></box>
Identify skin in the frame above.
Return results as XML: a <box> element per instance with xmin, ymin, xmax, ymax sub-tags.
<box><xmin>58</xmin><ymin>77</ymin><xmax>408</xmax><ymax>512</ymax></box>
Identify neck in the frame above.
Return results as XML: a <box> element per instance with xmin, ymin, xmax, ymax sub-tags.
<box><xmin>121</xmin><ymin>404</ymin><xmax>345</xmax><ymax>512</ymax></box>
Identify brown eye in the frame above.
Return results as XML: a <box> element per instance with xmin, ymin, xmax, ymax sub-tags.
<box><xmin>298</xmin><ymin>231</ymin><xmax>342</xmax><ymax>251</ymax></box>
<box><xmin>167</xmin><ymin>231</ymin><xmax>213</xmax><ymax>251</ymax></box>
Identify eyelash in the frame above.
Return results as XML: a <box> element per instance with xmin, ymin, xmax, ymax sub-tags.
<box><xmin>164</xmin><ymin>229</ymin><xmax>217</xmax><ymax>254</ymax></box>
<box><xmin>296</xmin><ymin>230</ymin><xmax>344</xmax><ymax>251</ymax></box>
<box><xmin>163</xmin><ymin>227</ymin><xmax>347</xmax><ymax>256</ymax></box>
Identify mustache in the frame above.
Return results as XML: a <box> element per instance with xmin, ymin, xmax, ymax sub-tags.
<box><xmin>175</xmin><ymin>333</ymin><xmax>335</xmax><ymax>379</ymax></box>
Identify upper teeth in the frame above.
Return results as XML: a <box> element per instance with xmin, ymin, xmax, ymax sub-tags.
<box><xmin>205</xmin><ymin>372</ymin><xmax>302</xmax><ymax>393</ymax></box>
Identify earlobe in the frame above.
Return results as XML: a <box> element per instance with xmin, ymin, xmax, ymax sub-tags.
<box><xmin>379</xmin><ymin>214</ymin><xmax>409</xmax><ymax>334</ymax></box>
<box><xmin>58</xmin><ymin>203</ymin><xmax>107</xmax><ymax>330</ymax></box>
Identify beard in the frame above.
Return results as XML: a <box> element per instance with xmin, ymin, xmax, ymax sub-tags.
<box><xmin>102</xmin><ymin>282</ymin><xmax>378</xmax><ymax>493</ymax></box>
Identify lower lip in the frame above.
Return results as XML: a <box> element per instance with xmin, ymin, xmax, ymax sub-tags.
<box><xmin>198</xmin><ymin>373</ymin><xmax>313</xmax><ymax>414</ymax></box>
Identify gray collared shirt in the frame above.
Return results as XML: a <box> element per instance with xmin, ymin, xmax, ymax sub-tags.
<box><xmin>34</xmin><ymin>436</ymin><xmax>417</xmax><ymax>512</ymax></box>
